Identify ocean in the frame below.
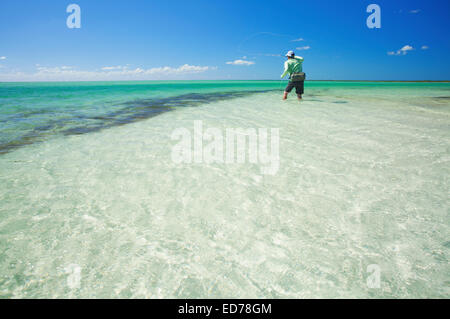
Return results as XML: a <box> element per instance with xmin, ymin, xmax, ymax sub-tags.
<box><xmin>0</xmin><ymin>81</ymin><xmax>449</xmax><ymax>298</ymax></box>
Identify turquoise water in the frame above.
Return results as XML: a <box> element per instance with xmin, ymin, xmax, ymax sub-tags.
<box><xmin>0</xmin><ymin>81</ymin><xmax>449</xmax><ymax>298</ymax></box>
<box><xmin>0</xmin><ymin>81</ymin><xmax>282</xmax><ymax>154</ymax></box>
<box><xmin>2</xmin><ymin>81</ymin><xmax>448</xmax><ymax>154</ymax></box>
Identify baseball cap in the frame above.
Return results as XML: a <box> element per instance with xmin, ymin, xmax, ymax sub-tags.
<box><xmin>285</xmin><ymin>51</ymin><xmax>295</xmax><ymax>57</ymax></box>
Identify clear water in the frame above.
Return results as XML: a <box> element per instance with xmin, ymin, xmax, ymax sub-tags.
<box><xmin>0</xmin><ymin>81</ymin><xmax>449</xmax><ymax>298</ymax></box>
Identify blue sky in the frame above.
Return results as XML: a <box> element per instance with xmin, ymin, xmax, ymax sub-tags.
<box><xmin>0</xmin><ymin>0</ymin><xmax>449</xmax><ymax>81</ymax></box>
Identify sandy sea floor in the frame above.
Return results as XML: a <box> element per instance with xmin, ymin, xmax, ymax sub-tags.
<box><xmin>0</xmin><ymin>83</ymin><xmax>449</xmax><ymax>298</ymax></box>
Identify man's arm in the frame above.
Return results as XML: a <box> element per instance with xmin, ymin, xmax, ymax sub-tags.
<box><xmin>281</xmin><ymin>61</ymin><xmax>289</xmax><ymax>78</ymax></box>
<box><xmin>295</xmin><ymin>56</ymin><xmax>304</xmax><ymax>62</ymax></box>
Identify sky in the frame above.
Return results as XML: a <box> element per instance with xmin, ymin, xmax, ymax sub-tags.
<box><xmin>0</xmin><ymin>0</ymin><xmax>449</xmax><ymax>81</ymax></box>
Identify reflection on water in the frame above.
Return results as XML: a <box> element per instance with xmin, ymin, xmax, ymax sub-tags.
<box><xmin>0</xmin><ymin>90</ymin><xmax>273</xmax><ymax>154</ymax></box>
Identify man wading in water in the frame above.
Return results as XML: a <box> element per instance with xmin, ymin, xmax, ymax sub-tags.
<box><xmin>281</xmin><ymin>51</ymin><xmax>305</xmax><ymax>100</ymax></box>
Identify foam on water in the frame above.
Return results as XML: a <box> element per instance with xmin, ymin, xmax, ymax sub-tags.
<box><xmin>0</xmin><ymin>84</ymin><xmax>449</xmax><ymax>298</ymax></box>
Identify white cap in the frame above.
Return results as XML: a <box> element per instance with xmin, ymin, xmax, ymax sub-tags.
<box><xmin>286</xmin><ymin>51</ymin><xmax>295</xmax><ymax>57</ymax></box>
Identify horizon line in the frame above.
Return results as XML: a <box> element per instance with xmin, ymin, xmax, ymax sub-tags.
<box><xmin>1</xmin><ymin>79</ymin><xmax>449</xmax><ymax>84</ymax></box>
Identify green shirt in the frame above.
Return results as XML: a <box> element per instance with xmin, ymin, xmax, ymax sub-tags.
<box><xmin>281</xmin><ymin>56</ymin><xmax>304</xmax><ymax>78</ymax></box>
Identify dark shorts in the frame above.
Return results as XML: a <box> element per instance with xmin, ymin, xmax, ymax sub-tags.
<box><xmin>285</xmin><ymin>81</ymin><xmax>304</xmax><ymax>95</ymax></box>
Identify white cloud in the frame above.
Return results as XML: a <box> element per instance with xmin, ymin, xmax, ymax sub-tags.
<box><xmin>387</xmin><ymin>45</ymin><xmax>414</xmax><ymax>56</ymax></box>
<box><xmin>296</xmin><ymin>46</ymin><xmax>311</xmax><ymax>51</ymax></box>
<box><xmin>421</xmin><ymin>45</ymin><xmax>429</xmax><ymax>50</ymax></box>
<box><xmin>226</xmin><ymin>59</ymin><xmax>255</xmax><ymax>66</ymax></box>
<box><xmin>0</xmin><ymin>64</ymin><xmax>215</xmax><ymax>81</ymax></box>
<box><xmin>144</xmin><ymin>64</ymin><xmax>213</xmax><ymax>74</ymax></box>
<box><xmin>0</xmin><ymin>56</ymin><xmax>6</xmax><ymax>60</ymax></box>
<box><xmin>101</xmin><ymin>66</ymin><xmax>126</xmax><ymax>71</ymax></box>
<box><xmin>409</xmin><ymin>9</ymin><xmax>421</xmax><ymax>14</ymax></box>
<box><xmin>39</xmin><ymin>64</ymin><xmax>212</xmax><ymax>75</ymax></box>
<box><xmin>401</xmin><ymin>45</ymin><xmax>414</xmax><ymax>51</ymax></box>
<box><xmin>291</xmin><ymin>38</ymin><xmax>304</xmax><ymax>42</ymax></box>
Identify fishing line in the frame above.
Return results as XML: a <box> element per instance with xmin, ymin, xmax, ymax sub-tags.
<box><xmin>235</xmin><ymin>31</ymin><xmax>301</xmax><ymax>90</ymax></box>
<box><xmin>236</xmin><ymin>32</ymin><xmax>298</xmax><ymax>57</ymax></box>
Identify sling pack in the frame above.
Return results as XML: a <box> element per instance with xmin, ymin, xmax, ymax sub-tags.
<box><xmin>291</xmin><ymin>72</ymin><xmax>306</xmax><ymax>82</ymax></box>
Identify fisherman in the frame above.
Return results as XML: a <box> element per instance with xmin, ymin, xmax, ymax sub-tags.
<box><xmin>281</xmin><ymin>51</ymin><xmax>305</xmax><ymax>100</ymax></box>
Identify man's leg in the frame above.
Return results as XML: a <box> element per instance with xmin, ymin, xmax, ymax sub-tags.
<box><xmin>296</xmin><ymin>81</ymin><xmax>304</xmax><ymax>100</ymax></box>
<box><xmin>284</xmin><ymin>82</ymin><xmax>294</xmax><ymax>100</ymax></box>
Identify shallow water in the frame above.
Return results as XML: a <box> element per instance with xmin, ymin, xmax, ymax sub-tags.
<box><xmin>0</xmin><ymin>81</ymin><xmax>449</xmax><ymax>298</ymax></box>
